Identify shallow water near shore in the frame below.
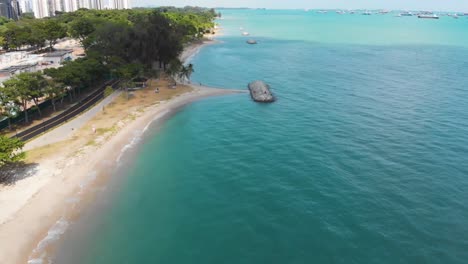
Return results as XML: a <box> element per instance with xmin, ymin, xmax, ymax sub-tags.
<box><xmin>56</xmin><ymin>9</ymin><xmax>468</xmax><ymax>263</ymax></box>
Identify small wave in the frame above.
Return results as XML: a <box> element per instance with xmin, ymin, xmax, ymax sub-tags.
<box><xmin>116</xmin><ymin>109</ymin><xmax>170</xmax><ymax>164</ymax></box>
<box><xmin>143</xmin><ymin>109</ymin><xmax>170</xmax><ymax>133</ymax></box>
<box><xmin>28</xmin><ymin>218</ymin><xmax>70</xmax><ymax>264</ymax></box>
<box><xmin>78</xmin><ymin>171</ymin><xmax>97</xmax><ymax>194</ymax></box>
<box><xmin>116</xmin><ymin>132</ymin><xmax>142</xmax><ymax>164</ymax></box>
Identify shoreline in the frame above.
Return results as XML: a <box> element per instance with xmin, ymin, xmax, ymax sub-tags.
<box><xmin>0</xmin><ymin>86</ymin><xmax>242</xmax><ymax>264</ymax></box>
<box><xmin>180</xmin><ymin>37</ymin><xmax>220</xmax><ymax>64</ymax></box>
<box><xmin>0</xmin><ymin>32</ymin><xmax>239</xmax><ymax>263</ymax></box>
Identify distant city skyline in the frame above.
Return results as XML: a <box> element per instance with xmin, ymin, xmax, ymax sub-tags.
<box><xmin>27</xmin><ymin>0</ymin><xmax>131</xmax><ymax>18</ymax></box>
<box><xmin>134</xmin><ymin>0</ymin><xmax>468</xmax><ymax>12</ymax></box>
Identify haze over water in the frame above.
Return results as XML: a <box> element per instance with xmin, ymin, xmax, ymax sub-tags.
<box><xmin>57</xmin><ymin>9</ymin><xmax>468</xmax><ymax>264</ymax></box>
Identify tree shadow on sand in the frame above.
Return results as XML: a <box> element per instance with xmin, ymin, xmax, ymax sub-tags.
<box><xmin>0</xmin><ymin>162</ymin><xmax>39</xmax><ymax>186</ymax></box>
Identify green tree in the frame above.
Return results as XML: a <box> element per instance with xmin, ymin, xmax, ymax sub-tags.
<box><xmin>0</xmin><ymin>136</ymin><xmax>25</xmax><ymax>166</ymax></box>
<box><xmin>117</xmin><ymin>63</ymin><xmax>143</xmax><ymax>99</ymax></box>
<box><xmin>0</xmin><ymin>91</ymin><xmax>19</xmax><ymax>130</ymax></box>
<box><xmin>0</xmin><ymin>16</ymin><xmax>10</xmax><ymax>26</ymax></box>
<box><xmin>44</xmin><ymin>79</ymin><xmax>65</xmax><ymax>112</ymax></box>
<box><xmin>1</xmin><ymin>72</ymin><xmax>47</xmax><ymax>123</ymax></box>
<box><xmin>167</xmin><ymin>58</ymin><xmax>182</xmax><ymax>79</ymax></box>
<box><xmin>44</xmin><ymin>65</ymin><xmax>81</xmax><ymax>102</ymax></box>
<box><xmin>29</xmin><ymin>20</ymin><xmax>47</xmax><ymax>50</ymax></box>
<box><xmin>42</xmin><ymin>19</ymin><xmax>67</xmax><ymax>50</ymax></box>
<box><xmin>178</xmin><ymin>63</ymin><xmax>194</xmax><ymax>83</ymax></box>
<box><xmin>69</xmin><ymin>17</ymin><xmax>96</xmax><ymax>47</ymax></box>
<box><xmin>20</xmin><ymin>12</ymin><xmax>35</xmax><ymax>20</ymax></box>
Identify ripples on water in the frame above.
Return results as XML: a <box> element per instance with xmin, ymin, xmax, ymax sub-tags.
<box><xmin>56</xmin><ymin>10</ymin><xmax>468</xmax><ymax>264</ymax></box>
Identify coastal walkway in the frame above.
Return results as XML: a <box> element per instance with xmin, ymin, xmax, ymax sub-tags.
<box><xmin>23</xmin><ymin>87</ymin><xmax>122</xmax><ymax>151</ymax></box>
<box><xmin>11</xmin><ymin>80</ymin><xmax>120</xmax><ymax>141</ymax></box>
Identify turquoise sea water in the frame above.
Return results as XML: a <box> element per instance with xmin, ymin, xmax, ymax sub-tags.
<box><xmin>56</xmin><ymin>10</ymin><xmax>468</xmax><ymax>264</ymax></box>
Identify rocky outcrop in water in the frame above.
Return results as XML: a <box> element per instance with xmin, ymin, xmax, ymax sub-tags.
<box><xmin>248</xmin><ymin>81</ymin><xmax>275</xmax><ymax>103</ymax></box>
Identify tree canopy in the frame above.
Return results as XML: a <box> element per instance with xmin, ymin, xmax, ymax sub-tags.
<box><xmin>0</xmin><ymin>7</ymin><xmax>217</xmax><ymax>128</ymax></box>
<box><xmin>0</xmin><ymin>135</ymin><xmax>25</xmax><ymax>166</ymax></box>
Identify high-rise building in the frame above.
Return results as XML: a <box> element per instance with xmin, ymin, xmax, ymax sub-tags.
<box><xmin>62</xmin><ymin>0</ymin><xmax>76</xmax><ymax>12</ymax></box>
<box><xmin>32</xmin><ymin>0</ymin><xmax>50</xmax><ymax>18</ymax></box>
<box><xmin>32</xmin><ymin>0</ymin><xmax>127</xmax><ymax>18</ymax></box>
<box><xmin>109</xmin><ymin>0</ymin><xmax>129</xmax><ymax>10</ymax></box>
<box><xmin>0</xmin><ymin>0</ymin><xmax>21</xmax><ymax>20</ymax></box>
<box><xmin>18</xmin><ymin>0</ymin><xmax>32</xmax><ymax>14</ymax></box>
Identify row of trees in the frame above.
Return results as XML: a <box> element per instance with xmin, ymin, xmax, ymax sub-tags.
<box><xmin>0</xmin><ymin>7</ymin><xmax>216</xmax><ymax>54</ymax></box>
<box><xmin>0</xmin><ymin>7</ymin><xmax>216</xmax><ymax>124</ymax></box>
<box><xmin>0</xmin><ymin>57</ymin><xmax>108</xmax><ymax>126</ymax></box>
<box><xmin>0</xmin><ymin>19</ymin><xmax>67</xmax><ymax>51</ymax></box>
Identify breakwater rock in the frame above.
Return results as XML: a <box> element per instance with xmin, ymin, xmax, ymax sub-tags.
<box><xmin>248</xmin><ymin>81</ymin><xmax>275</xmax><ymax>103</ymax></box>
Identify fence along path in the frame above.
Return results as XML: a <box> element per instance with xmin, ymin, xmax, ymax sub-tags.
<box><xmin>13</xmin><ymin>80</ymin><xmax>120</xmax><ymax>141</ymax></box>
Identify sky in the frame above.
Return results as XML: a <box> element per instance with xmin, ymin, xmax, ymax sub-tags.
<box><xmin>134</xmin><ymin>0</ymin><xmax>468</xmax><ymax>12</ymax></box>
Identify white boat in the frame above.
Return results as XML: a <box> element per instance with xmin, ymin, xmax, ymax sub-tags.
<box><xmin>242</xmin><ymin>32</ymin><xmax>250</xmax><ymax>36</ymax></box>
<box><xmin>418</xmin><ymin>14</ymin><xmax>439</xmax><ymax>19</ymax></box>
<box><xmin>400</xmin><ymin>12</ymin><xmax>413</xmax><ymax>16</ymax></box>
<box><xmin>246</xmin><ymin>39</ymin><xmax>257</xmax><ymax>45</ymax></box>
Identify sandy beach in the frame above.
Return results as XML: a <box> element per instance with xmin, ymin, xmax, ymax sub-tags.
<box><xmin>0</xmin><ymin>33</ymin><xmax>241</xmax><ymax>263</ymax></box>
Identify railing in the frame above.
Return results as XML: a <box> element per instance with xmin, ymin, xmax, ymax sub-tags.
<box><xmin>11</xmin><ymin>79</ymin><xmax>121</xmax><ymax>141</ymax></box>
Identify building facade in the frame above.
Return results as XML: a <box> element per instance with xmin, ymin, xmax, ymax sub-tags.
<box><xmin>18</xmin><ymin>0</ymin><xmax>32</xmax><ymax>14</ymax></box>
<box><xmin>32</xmin><ymin>0</ymin><xmax>129</xmax><ymax>18</ymax></box>
<box><xmin>0</xmin><ymin>0</ymin><xmax>21</xmax><ymax>20</ymax></box>
<box><xmin>109</xmin><ymin>0</ymin><xmax>129</xmax><ymax>10</ymax></box>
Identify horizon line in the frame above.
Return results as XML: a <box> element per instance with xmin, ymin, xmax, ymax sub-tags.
<box><xmin>134</xmin><ymin>6</ymin><xmax>467</xmax><ymax>13</ymax></box>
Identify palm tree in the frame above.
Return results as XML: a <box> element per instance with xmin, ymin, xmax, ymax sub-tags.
<box><xmin>185</xmin><ymin>63</ymin><xmax>194</xmax><ymax>83</ymax></box>
<box><xmin>178</xmin><ymin>64</ymin><xmax>195</xmax><ymax>83</ymax></box>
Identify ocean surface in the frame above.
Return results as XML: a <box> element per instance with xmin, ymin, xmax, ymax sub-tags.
<box><xmin>55</xmin><ymin>10</ymin><xmax>468</xmax><ymax>264</ymax></box>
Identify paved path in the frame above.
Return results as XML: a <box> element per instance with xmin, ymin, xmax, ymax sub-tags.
<box><xmin>24</xmin><ymin>91</ymin><xmax>122</xmax><ymax>151</ymax></box>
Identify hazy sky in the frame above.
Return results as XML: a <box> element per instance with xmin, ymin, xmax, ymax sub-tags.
<box><xmin>134</xmin><ymin>0</ymin><xmax>468</xmax><ymax>12</ymax></box>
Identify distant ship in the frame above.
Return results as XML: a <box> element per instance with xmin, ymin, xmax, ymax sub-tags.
<box><xmin>418</xmin><ymin>14</ymin><xmax>439</xmax><ymax>19</ymax></box>
<box><xmin>400</xmin><ymin>12</ymin><xmax>413</xmax><ymax>16</ymax></box>
<box><xmin>362</xmin><ymin>11</ymin><xmax>372</xmax><ymax>15</ymax></box>
<box><xmin>242</xmin><ymin>32</ymin><xmax>250</xmax><ymax>36</ymax></box>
